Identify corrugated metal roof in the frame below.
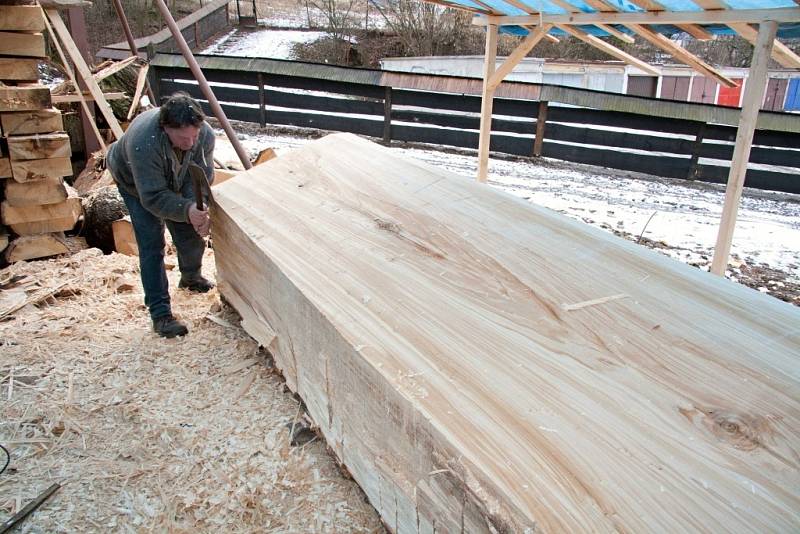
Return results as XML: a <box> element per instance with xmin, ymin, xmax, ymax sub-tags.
<box><xmin>450</xmin><ymin>0</ymin><xmax>800</xmax><ymax>38</ymax></box>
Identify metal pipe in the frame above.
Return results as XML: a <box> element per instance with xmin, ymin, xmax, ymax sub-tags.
<box><xmin>110</xmin><ymin>0</ymin><xmax>157</xmax><ymax>104</ymax></box>
<box><xmin>153</xmin><ymin>0</ymin><xmax>252</xmax><ymax>169</ymax></box>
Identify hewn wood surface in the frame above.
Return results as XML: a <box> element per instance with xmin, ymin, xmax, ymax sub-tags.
<box><xmin>7</xmin><ymin>133</ymin><xmax>71</xmax><ymax>161</ymax></box>
<box><xmin>0</xmin><ymin>58</ymin><xmax>40</xmax><ymax>82</ymax></box>
<box><xmin>0</xmin><ymin>86</ymin><xmax>51</xmax><ymax>112</ymax></box>
<box><xmin>5</xmin><ymin>232</ymin><xmax>69</xmax><ymax>262</ymax></box>
<box><xmin>10</xmin><ymin>156</ymin><xmax>72</xmax><ymax>183</ymax></box>
<box><xmin>212</xmin><ymin>133</ymin><xmax>800</xmax><ymax>533</ymax></box>
<box><xmin>2</xmin><ymin>186</ymin><xmax>81</xmax><ymax>235</ymax></box>
<box><xmin>1</xmin><ymin>108</ymin><xmax>63</xmax><ymax>136</ymax></box>
<box><xmin>4</xmin><ymin>175</ymin><xmax>67</xmax><ymax>206</ymax></box>
<box><xmin>0</xmin><ymin>6</ymin><xmax>46</xmax><ymax>32</ymax></box>
<box><xmin>0</xmin><ymin>31</ymin><xmax>46</xmax><ymax>57</ymax></box>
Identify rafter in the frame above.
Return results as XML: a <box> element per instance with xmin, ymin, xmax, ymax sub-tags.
<box><xmin>627</xmin><ymin>0</ymin><xmax>713</xmax><ymax>40</ymax></box>
<box><xmin>507</xmin><ymin>0</ymin><xmax>635</xmax><ymax>43</ymax></box>
<box><xmin>475</xmin><ymin>7</ymin><xmax>800</xmax><ymax>25</ymax></box>
<box><xmin>576</xmin><ymin>0</ymin><xmax>735</xmax><ymax>87</ymax></box>
<box><xmin>556</xmin><ymin>23</ymin><xmax>659</xmax><ymax>75</ymax></box>
<box><xmin>691</xmin><ymin>0</ymin><xmax>800</xmax><ymax>68</ymax></box>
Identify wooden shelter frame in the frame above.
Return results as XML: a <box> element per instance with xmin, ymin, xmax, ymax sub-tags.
<box><xmin>427</xmin><ymin>1</ymin><xmax>800</xmax><ymax>275</ymax></box>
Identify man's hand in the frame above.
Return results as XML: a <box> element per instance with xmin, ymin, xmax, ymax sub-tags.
<box><xmin>188</xmin><ymin>203</ymin><xmax>211</xmax><ymax>237</ymax></box>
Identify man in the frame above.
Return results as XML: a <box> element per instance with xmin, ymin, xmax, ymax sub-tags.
<box><xmin>107</xmin><ymin>92</ymin><xmax>215</xmax><ymax>338</ymax></box>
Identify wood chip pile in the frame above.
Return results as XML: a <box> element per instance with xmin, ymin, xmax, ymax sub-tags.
<box><xmin>0</xmin><ymin>4</ymin><xmax>80</xmax><ymax>264</ymax></box>
<box><xmin>0</xmin><ymin>247</ymin><xmax>382</xmax><ymax>532</ymax></box>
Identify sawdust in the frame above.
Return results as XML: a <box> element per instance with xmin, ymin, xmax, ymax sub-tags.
<box><xmin>0</xmin><ymin>248</ymin><xmax>383</xmax><ymax>532</ymax></box>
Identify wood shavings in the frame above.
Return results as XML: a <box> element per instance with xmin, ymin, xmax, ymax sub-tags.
<box><xmin>0</xmin><ymin>248</ymin><xmax>382</xmax><ymax>532</ymax></box>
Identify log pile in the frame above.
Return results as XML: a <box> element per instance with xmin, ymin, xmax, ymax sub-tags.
<box><xmin>0</xmin><ymin>4</ymin><xmax>80</xmax><ymax>263</ymax></box>
<box><xmin>212</xmin><ymin>133</ymin><xmax>800</xmax><ymax>532</ymax></box>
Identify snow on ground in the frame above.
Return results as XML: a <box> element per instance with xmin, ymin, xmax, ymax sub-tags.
<box><xmin>201</xmin><ymin>28</ymin><xmax>326</xmax><ymax>59</ymax></box>
<box><xmin>213</xmin><ymin>127</ymin><xmax>800</xmax><ymax>298</ymax></box>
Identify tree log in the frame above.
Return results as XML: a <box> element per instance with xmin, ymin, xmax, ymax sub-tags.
<box><xmin>81</xmin><ymin>185</ymin><xmax>127</xmax><ymax>253</ymax></box>
<box><xmin>5</xmin><ymin>232</ymin><xmax>69</xmax><ymax>262</ymax></box>
<box><xmin>212</xmin><ymin>133</ymin><xmax>800</xmax><ymax>533</ymax></box>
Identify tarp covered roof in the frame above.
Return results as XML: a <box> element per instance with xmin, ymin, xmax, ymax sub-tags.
<box><xmin>454</xmin><ymin>0</ymin><xmax>800</xmax><ymax>38</ymax></box>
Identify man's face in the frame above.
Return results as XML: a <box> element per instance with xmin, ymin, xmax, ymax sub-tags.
<box><xmin>164</xmin><ymin>124</ymin><xmax>200</xmax><ymax>151</ymax></box>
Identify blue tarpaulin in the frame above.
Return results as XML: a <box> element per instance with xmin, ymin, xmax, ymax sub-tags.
<box><xmin>456</xmin><ymin>0</ymin><xmax>800</xmax><ymax>39</ymax></box>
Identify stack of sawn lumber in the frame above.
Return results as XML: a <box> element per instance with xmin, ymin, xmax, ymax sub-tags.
<box><xmin>0</xmin><ymin>3</ymin><xmax>80</xmax><ymax>263</ymax></box>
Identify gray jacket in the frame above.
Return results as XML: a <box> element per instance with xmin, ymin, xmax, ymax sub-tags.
<box><xmin>107</xmin><ymin>108</ymin><xmax>215</xmax><ymax>223</ymax></box>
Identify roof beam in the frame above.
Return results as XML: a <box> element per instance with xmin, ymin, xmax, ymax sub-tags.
<box><xmin>548</xmin><ymin>0</ymin><xmax>635</xmax><ymax>43</ymax></box>
<box><xmin>488</xmin><ymin>24</ymin><xmax>553</xmax><ymax>90</ymax></box>
<box><xmin>577</xmin><ymin>0</ymin><xmax>735</xmax><ymax>86</ymax></box>
<box><xmin>474</xmin><ymin>7</ymin><xmax>800</xmax><ymax>26</ymax></box>
<box><xmin>627</xmin><ymin>0</ymin><xmax>714</xmax><ymax>40</ymax></box>
<box><xmin>555</xmin><ymin>24</ymin><xmax>659</xmax><ymax>75</ymax></box>
<box><xmin>691</xmin><ymin>0</ymin><xmax>800</xmax><ymax>68</ymax></box>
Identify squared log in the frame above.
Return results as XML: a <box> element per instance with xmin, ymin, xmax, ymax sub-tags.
<box><xmin>112</xmin><ymin>217</ymin><xmax>138</xmax><ymax>256</ymax></box>
<box><xmin>2</xmin><ymin>186</ymin><xmax>81</xmax><ymax>235</ymax></box>
<box><xmin>5</xmin><ymin>232</ymin><xmax>69</xmax><ymax>263</ymax></box>
<box><xmin>0</xmin><ymin>57</ymin><xmax>40</xmax><ymax>82</ymax></box>
<box><xmin>212</xmin><ymin>133</ymin><xmax>800</xmax><ymax>532</ymax></box>
<box><xmin>11</xmin><ymin>157</ymin><xmax>72</xmax><ymax>183</ymax></box>
<box><xmin>4</xmin><ymin>175</ymin><xmax>67</xmax><ymax>206</ymax></box>
<box><xmin>0</xmin><ymin>6</ymin><xmax>46</xmax><ymax>32</ymax></box>
<box><xmin>0</xmin><ymin>86</ymin><xmax>51</xmax><ymax>112</ymax></box>
<box><xmin>1</xmin><ymin>108</ymin><xmax>63</xmax><ymax>136</ymax></box>
<box><xmin>7</xmin><ymin>132</ymin><xmax>71</xmax><ymax>161</ymax></box>
<box><xmin>0</xmin><ymin>31</ymin><xmax>46</xmax><ymax>57</ymax></box>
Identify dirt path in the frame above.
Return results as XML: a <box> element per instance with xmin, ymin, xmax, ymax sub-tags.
<box><xmin>0</xmin><ymin>248</ymin><xmax>382</xmax><ymax>533</ymax></box>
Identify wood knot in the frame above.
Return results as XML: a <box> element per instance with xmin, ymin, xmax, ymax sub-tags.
<box><xmin>679</xmin><ymin>405</ymin><xmax>770</xmax><ymax>452</ymax></box>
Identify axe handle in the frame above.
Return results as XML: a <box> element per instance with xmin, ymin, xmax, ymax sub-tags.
<box><xmin>192</xmin><ymin>174</ymin><xmax>205</xmax><ymax>211</ymax></box>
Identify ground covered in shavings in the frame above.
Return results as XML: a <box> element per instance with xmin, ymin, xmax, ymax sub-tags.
<box><xmin>0</xmin><ymin>249</ymin><xmax>383</xmax><ymax>533</ymax></box>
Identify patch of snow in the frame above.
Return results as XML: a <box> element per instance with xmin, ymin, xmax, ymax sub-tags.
<box><xmin>201</xmin><ymin>29</ymin><xmax>327</xmax><ymax>59</ymax></box>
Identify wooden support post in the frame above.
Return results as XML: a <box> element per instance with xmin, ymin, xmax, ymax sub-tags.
<box><xmin>533</xmin><ymin>100</ymin><xmax>548</xmax><ymax>157</ymax></box>
<box><xmin>45</xmin><ymin>9</ymin><xmax>124</xmax><ymax>140</ymax></box>
<box><xmin>477</xmin><ymin>23</ymin><xmax>498</xmax><ymax>183</ymax></box>
<box><xmin>383</xmin><ymin>86</ymin><xmax>392</xmax><ymax>145</ymax></box>
<box><xmin>710</xmin><ymin>21</ymin><xmax>777</xmax><ymax>276</ymax></box>
<box><xmin>258</xmin><ymin>72</ymin><xmax>266</xmax><ymax>128</ymax></box>
<box><xmin>686</xmin><ymin>122</ymin><xmax>707</xmax><ymax>180</ymax></box>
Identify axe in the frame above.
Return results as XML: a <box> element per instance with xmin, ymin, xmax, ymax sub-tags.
<box><xmin>188</xmin><ymin>163</ymin><xmax>208</xmax><ymax>210</ymax></box>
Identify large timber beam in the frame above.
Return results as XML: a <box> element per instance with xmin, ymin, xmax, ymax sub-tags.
<box><xmin>212</xmin><ymin>131</ymin><xmax>800</xmax><ymax>534</ymax></box>
<box><xmin>692</xmin><ymin>0</ymin><xmax>800</xmax><ymax>68</ymax></box>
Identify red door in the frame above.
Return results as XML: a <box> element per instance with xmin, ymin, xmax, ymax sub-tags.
<box><xmin>717</xmin><ymin>79</ymin><xmax>743</xmax><ymax>107</ymax></box>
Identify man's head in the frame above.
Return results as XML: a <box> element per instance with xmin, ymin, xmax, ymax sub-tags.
<box><xmin>160</xmin><ymin>92</ymin><xmax>205</xmax><ymax>151</ymax></box>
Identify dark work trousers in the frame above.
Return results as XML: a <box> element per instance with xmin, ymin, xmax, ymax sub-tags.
<box><xmin>117</xmin><ymin>183</ymin><xmax>205</xmax><ymax>321</ymax></box>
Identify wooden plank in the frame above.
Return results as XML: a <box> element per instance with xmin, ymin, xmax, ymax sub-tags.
<box><xmin>45</xmin><ymin>9</ymin><xmax>124</xmax><ymax>139</ymax></box>
<box><xmin>0</xmin><ymin>58</ymin><xmax>40</xmax><ymax>82</ymax></box>
<box><xmin>624</xmin><ymin>0</ymin><xmax>713</xmax><ymax>40</ymax></box>
<box><xmin>213</xmin><ymin>132</ymin><xmax>800</xmax><ymax>533</ymax></box>
<box><xmin>5</xmin><ymin>232</ymin><xmax>69</xmax><ymax>263</ymax></box>
<box><xmin>0</xmin><ymin>31</ymin><xmax>46</xmax><ymax>57</ymax></box>
<box><xmin>7</xmin><ymin>133</ymin><xmax>71</xmax><ymax>161</ymax></box>
<box><xmin>0</xmin><ymin>86</ymin><xmax>51</xmax><ymax>112</ymax></box>
<box><xmin>711</xmin><ymin>21</ymin><xmax>778</xmax><ymax>275</ymax></box>
<box><xmin>50</xmin><ymin>92</ymin><xmax>126</xmax><ymax>104</ymax></box>
<box><xmin>1</xmin><ymin>187</ymin><xmax>81</xmax><ymax>235</ymax></box>
<box><xmin>1</xmin><ymin>109</ymin><xmax>63</xmax><ymax>136</ymax></box>
<box><xmin>488</xmin><ymin>24</ymin><xmax>552</xmax><ymax>91</ymax></box>
<box><xmin>4</xmin><ymin>175</ymin><xmax>68</xmax><ymax>206</ymax></box>
<box><xmin>554</xmin><ymin>23</ymin><xmax>658</xmax><ymax>75</ymax></box>
<box><xmin>0</xmin><ymin>6</ymin><xmax>46</xmax><ymax>32</ymax></box>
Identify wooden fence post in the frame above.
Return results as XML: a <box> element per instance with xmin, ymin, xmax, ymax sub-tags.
<box><xmin>533</xmin><ymin>100</ymin><xmax>548</xmax><ymax>157</ymax></box>
<box><xmin>687</xmin><ymin>121</ymin><xmax>707</xmax><ymax>180</ymax></box>
<box><xmin>258</xmin><ymin>72</ymin><xmax>266</xmax><ymax>128</ymax></box>
<box><xmin>383</xmin><ymin>86</ymin><xmax>392</xmax><ymax>145</ymax></box>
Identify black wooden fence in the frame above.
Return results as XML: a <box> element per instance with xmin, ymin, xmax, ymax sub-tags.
<box><xmin>150</xmin><ymin>55</ymin><xmax>800</xmax><ymax>194</ymax></box>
